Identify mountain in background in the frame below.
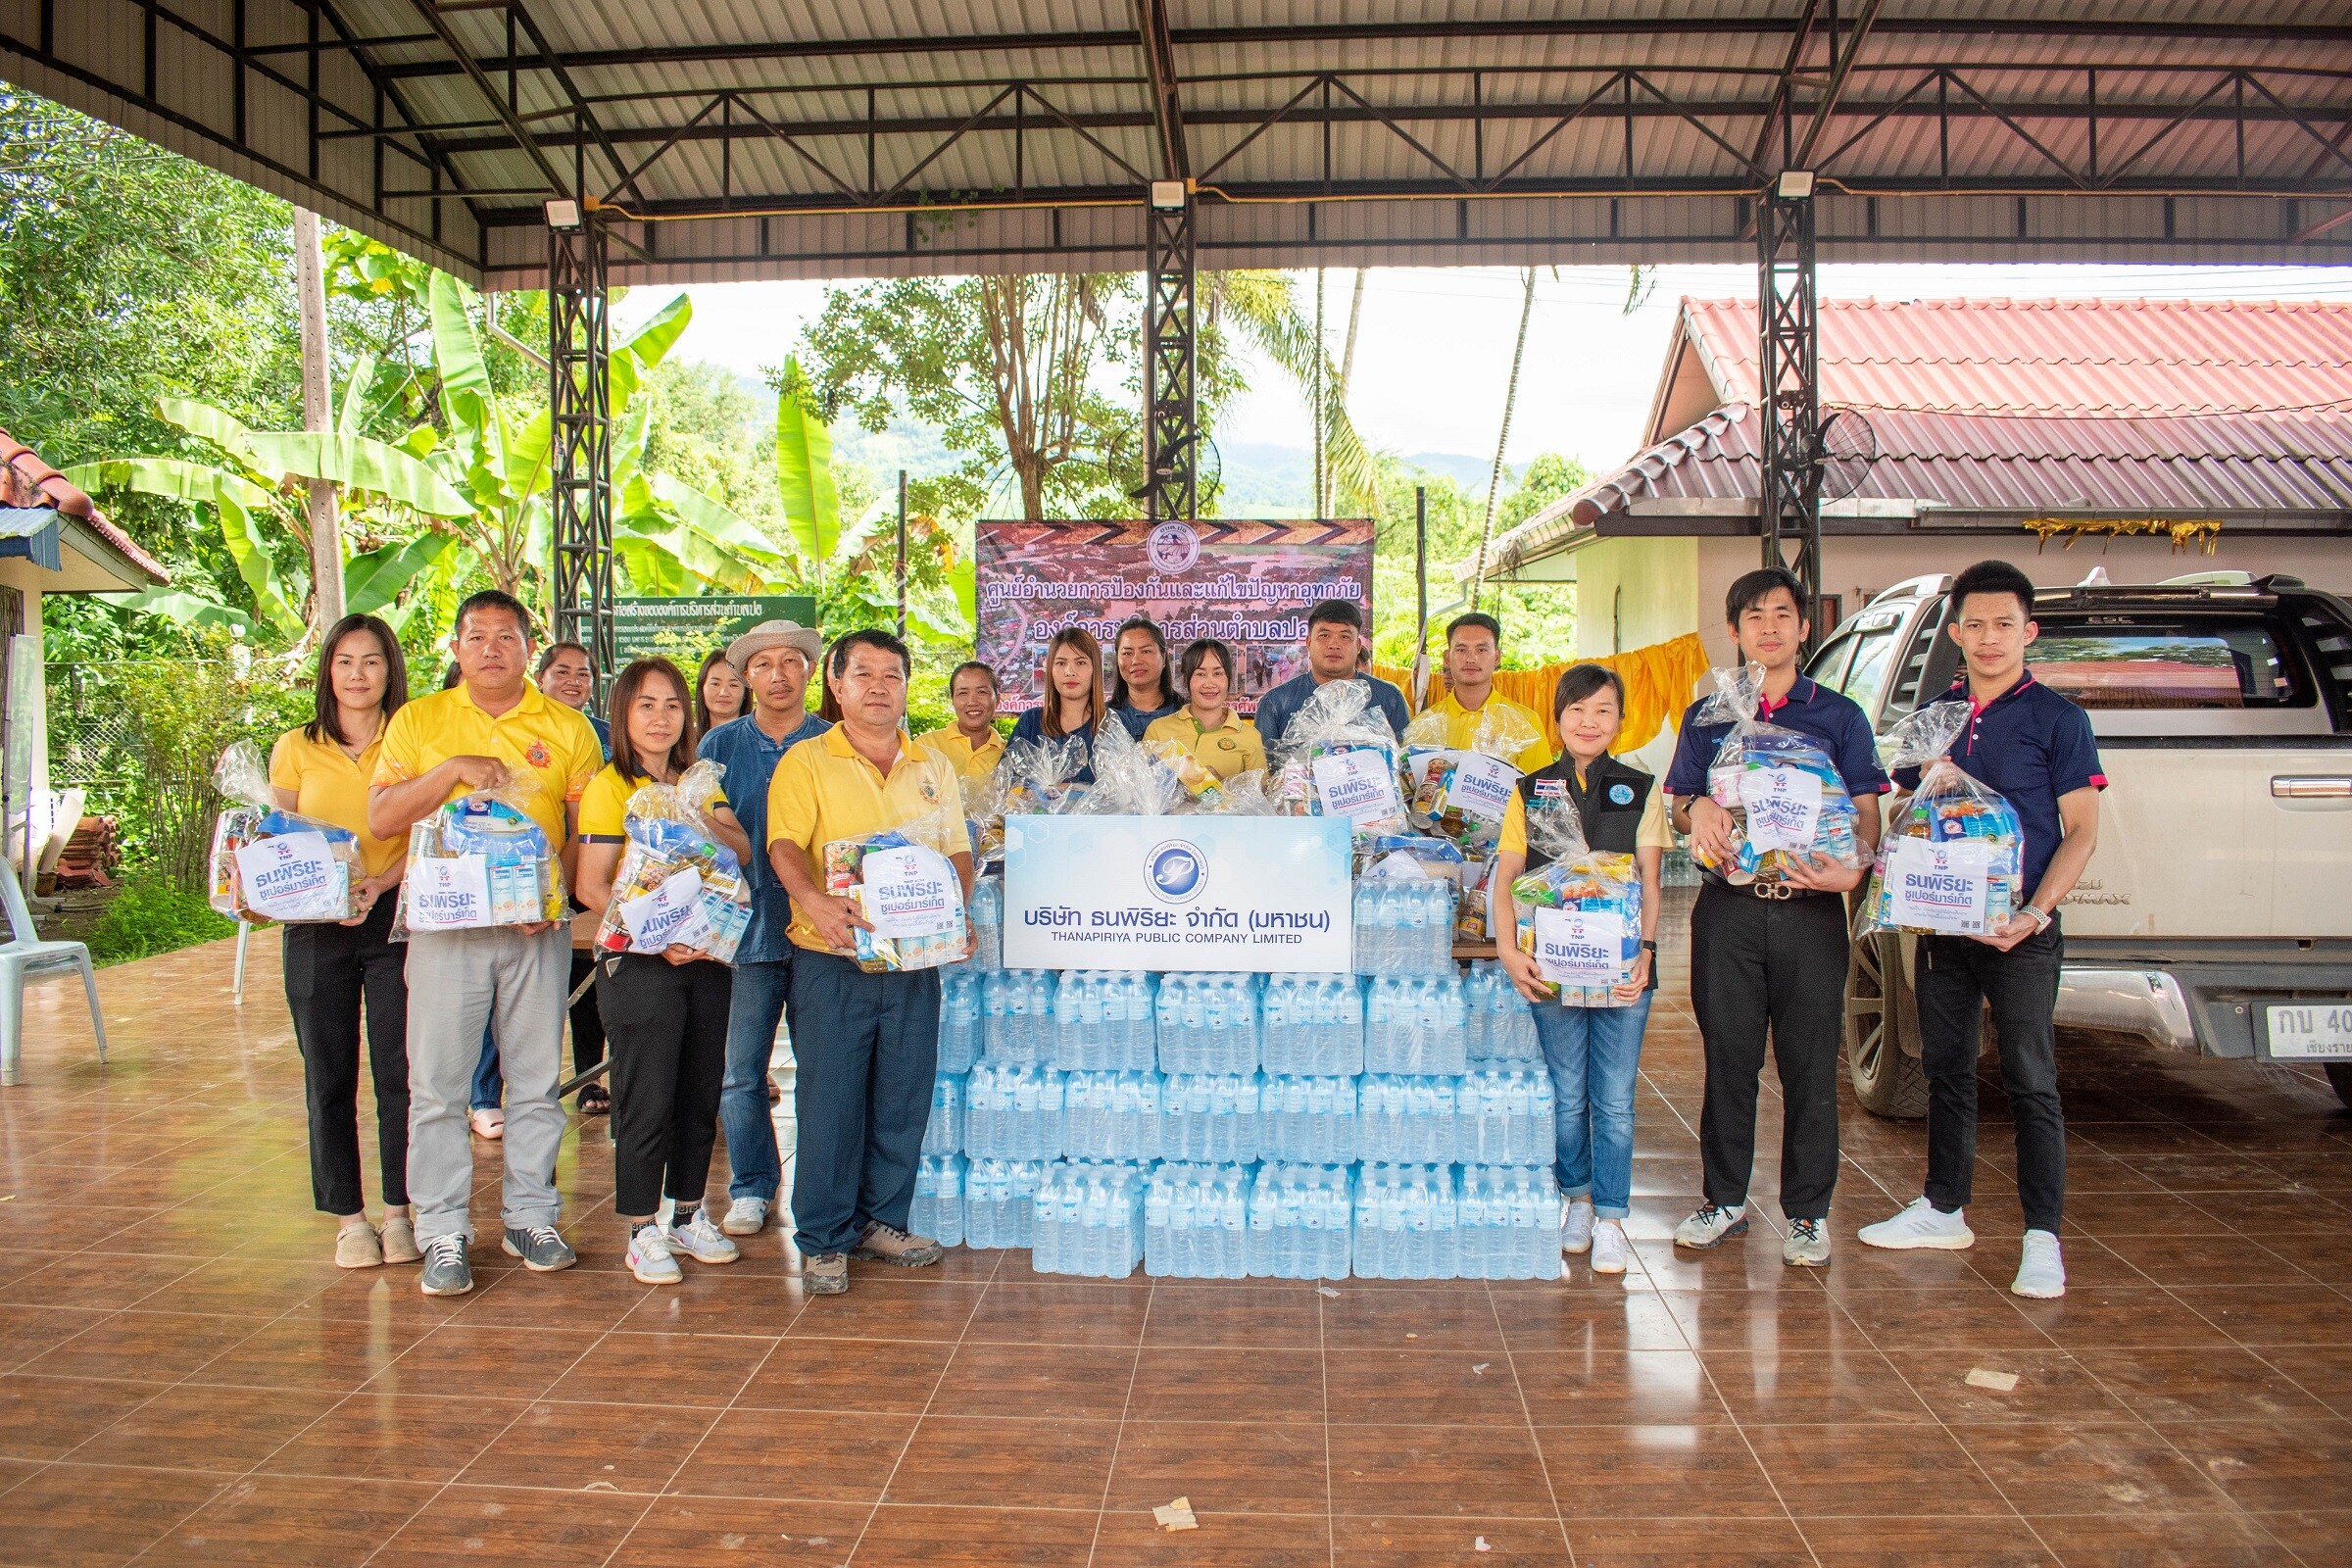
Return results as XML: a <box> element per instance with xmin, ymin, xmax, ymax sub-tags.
<box><xmin>1211</xmin><ymin>438</ymin><xmax>1512</xmax><ymax>518</ymax></box>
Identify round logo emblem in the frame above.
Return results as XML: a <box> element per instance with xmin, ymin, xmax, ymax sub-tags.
<box><xmin>1608</xmin><ymin>783</ymin><xmax>1636</xmax><ymax>806</ymax></box>
<box><xmin>1146</xmin><ymin>521</ymin><xmax>1200</xmax><ymax>574</ymax></box>
<box><xmin>1146</xmin><ymin>838</ymin><xmax>1207</xmax><ymax>903</ymax></box>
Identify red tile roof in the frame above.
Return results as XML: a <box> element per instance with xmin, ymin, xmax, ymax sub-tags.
<box><xmin>0</xmin><ymin>428</ymin><xmax>169</xmax><ymax>584</ymax></box>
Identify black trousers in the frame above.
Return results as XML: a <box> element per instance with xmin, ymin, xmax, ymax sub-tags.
<box><xmin>1917</xmin><ymin>921</ymin><xmax>2068</xmax><ymax>1232</ymax></box>
<box><xmin>597</xmin><ymin>954</ymin><xmax>732</xmax><ymax>1218</ymax></box>
<box><xmin>1690</xmin><ymin>881</ymin><xmax>1849</xmax><ymax>1221</ymax></box>
<box><xmin>567</xmin><ymin>947</ymin><xmax>607</xmax><ymax>1078</ymax></box>
<box><xmin>282</xmin><ymin>897</ymin><xmax>411</xmax><ymax>1215</ymax></box>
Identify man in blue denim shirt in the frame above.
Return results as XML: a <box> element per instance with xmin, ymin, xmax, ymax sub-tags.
<box><xmin>696</xmin><ymin>620</ymin><xmax>829</xmax><ymax>1237</ymax></box>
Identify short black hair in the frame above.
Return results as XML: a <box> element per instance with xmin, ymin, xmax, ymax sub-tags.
<box><xmin>1446</xmin><ymin>612</ymin><xmax>1501</xmax><ymax>647</ymax></box>
<box><xmin>1108</xmin><ymin>616</ymin><xmax>1173</xmax><ymax>710</ymax></box>
<box><xmin>828</xmin><ymin>627</ymin><xmax>910</xmax><ymax>678</ymax></box>
<box><xmin>536</xmin><ymin>640</ymin><xmax>590</xmax><ymax>677</ymax></box>
<box><xmin>1307</xmin><ymin>599</ymin><xmax>1365</xmax><ymax>633</ymax></box>
<box><xmin>454</xmin><ymin>588</ymin><xmax>536</xmax><ymax>642</ymax></box>
<box><xmin>1550</xmin><ymin>662</ymin><xmax>1626</xmax><ymax>722</ymax></box>
<box><xmin>1724</xmin><ymin>565</ymin><xmax>1807</xmax><ymax>625</ymax></box>
<box><xmin>1949</xmin><ymin>559</ymin><xmax>2038</xmax><ymax>619</ymax></box>
<box><xmin>1177</xmin><ymin>637</ymin><xmax>1237</xmax><ymax>691</ymax></box>
<box><xmin>949</xmin><ymin>660</ymin><xmax>1000</xmax><ymax>691</ymax></box>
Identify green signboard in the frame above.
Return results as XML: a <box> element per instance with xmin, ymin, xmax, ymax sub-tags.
<box><xmin>612</xmin><ymin>595</ymin><xmax>818</xmax><ymax>664</ymax></box>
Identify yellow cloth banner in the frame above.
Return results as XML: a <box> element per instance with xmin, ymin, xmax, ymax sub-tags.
<box><xmin>1373</xmin><ymin>631</ymin><xmax>1710</xmax><ymax>756</ymax></box>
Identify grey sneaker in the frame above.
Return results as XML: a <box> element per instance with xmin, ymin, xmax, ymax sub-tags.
<box><xmin>805</xmin><ymin>1251</ymin><xmax>850</xmax><ymax>1295</ymax></box>
<box><xmin>720</xmin><ymin>1197</ymin><xmax>769</xmax><ymax>1237</ymax></box>
<box><xmin>501</xmin><ymin>1225</ymin><xmax>578</xmax><ymax>1273</ymax></box>
<box><xmin>854</xmin><ymin>1222</ymin><xmax>944</xmax><ymax>1267</ymax></box>
<box><xmin>418</xmin><ymin>1234</ymin><xmax>473</xmax><ymax>1297</ymax></box>
<box><xmin>666</xmin><ymin>1209</ymin><xmax>742</xmax><ymax>1265</ymax></box>
<box><xmin>1673</xmin><ymin>1203</ymin><xmax>1749</xmax><ymax>1250</ymax></box>
<box><xmin>1783</xmin><ymin>1217</ymin><xmax>1833</xmax><ymax>1267</ymax></box>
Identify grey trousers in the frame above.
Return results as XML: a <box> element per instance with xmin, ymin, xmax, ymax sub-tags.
<box><xmin>404</xmin><ymin>925</ymin><xmax>570</xmax><ymax>1244</ymax></box>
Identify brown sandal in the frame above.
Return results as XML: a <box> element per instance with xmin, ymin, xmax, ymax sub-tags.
<box><xmin>579</xmin><ymin>1083</ymin><xmax>612</xmax><ymax>1116</ymax></box>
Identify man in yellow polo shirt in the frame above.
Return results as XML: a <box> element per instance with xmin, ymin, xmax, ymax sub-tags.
<box><xmin>368</xmin><ymin>588</ymin><xmax>603</xmax><ymax>1297</ymax></box>
<box><xmin>1431</xmin><ymin>612</ymin><xmax>1553</xmax><ymax>772</ymax></box>
<box><xmin>768</xmin><ymin>629</ymin><xmax>975</xmax><ymax>1297</ymax></box>
<box><xmin>915</xmin><ymin>660</ymin><xmax>1006</xmax><ymax>783</ymax></box>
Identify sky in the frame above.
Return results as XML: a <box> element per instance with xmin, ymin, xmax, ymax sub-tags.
<box><xmin>621</xmin><ymin>262</ymin><xmax>2352</xmax><ymax>484</ymax></box>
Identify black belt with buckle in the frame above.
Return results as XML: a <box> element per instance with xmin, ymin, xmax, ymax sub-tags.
<box><xmin>1701</xmin><ymin>874</ymin><xmax>1828</xmax><ymax>902</ymax></box>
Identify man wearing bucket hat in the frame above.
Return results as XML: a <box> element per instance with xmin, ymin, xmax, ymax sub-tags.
<box><xmin>696</xmin><ymin>618</ymin><xmax>830</xmax><ymax>1238</ymax></box>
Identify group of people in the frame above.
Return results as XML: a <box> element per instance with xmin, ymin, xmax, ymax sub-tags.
<box><xmin>272</xmin><ymin>554</ymin><xmax>2098</xmax><ymax>1303</ymax></box>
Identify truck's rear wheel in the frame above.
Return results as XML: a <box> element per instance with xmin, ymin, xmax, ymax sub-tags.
<box><xmin>2326</xmin><ymin>1063</ymin><xmax>2352</xmax><ymax>1111</ymax></box>
<box><xmin>1846</xmin><ymin>925</ymin><xmax>1929</xmax><ymax>1118</ymax></box>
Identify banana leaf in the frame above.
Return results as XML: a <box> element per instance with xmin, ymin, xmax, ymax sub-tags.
<box><xmin>428</xmin><ymin>271</ymin><xmax>491</xmax><ymax>407</ymax></box>
<box><xmin>773</xmin><ymin>361</ymin><xmax>840</xmax><ymax>566</ymax></box>
<box><xmin>345</xmin><ymin>531</ymin><xmax>459</xmax><ymax>615</ymax></box>
<box><xmin>249</xmin><ymin>431</ymin><xmax>474</xmax><ymax>517</ymax></box>
<box><xmin>110</xmin><ymin>587</ymin><xmax>258</xmax><ymax>635</ymax></box>
<box><xmin>156</xmin><ymin>397</ymin><xmax>281</xmax><ymax>483</ymax></box>
<box><xmin>215</xmin><ymin>490</ymin><xmax>306</xmax><ymax>636</ymax></box>
<box><xmin>64</xmin><ymin>458</ymin><xmax>276</xmax><ymax>517</ymax></box>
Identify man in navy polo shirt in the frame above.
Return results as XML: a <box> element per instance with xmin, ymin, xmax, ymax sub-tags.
<box><xmin>696</xmin><ymin>620</ymin><xmax>831</xmax><ymax>1239</ymax></box>
<box><xmin>1858</xmin><ymin>560</ymin><xmax>2103</xmax><ymax>1300</ymax></box>
<box><xmin>1253</xmin><ymin>599</ymin><xmax>1411</xmax><ymax>748</ymax></box>
<box><xmin>1666</xmin><ymin>566</ymin><xmax>1888</xmax><ymax>1267</ymax></box>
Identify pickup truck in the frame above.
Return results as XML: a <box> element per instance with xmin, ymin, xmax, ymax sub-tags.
<box><xmin>1808</xmin><ymin>570</ymin><xmax>2352</xmax><ymax>1114</ymax></box>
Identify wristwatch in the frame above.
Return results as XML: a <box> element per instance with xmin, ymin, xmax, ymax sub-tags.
<box><xmin>2020</xmin><ymin>904</ymin><xmax>2052</xmax><ymax>934</ymax></box>
<box><xmin>1642</xmin><ymin>940</ymin><xmax>1659</xmax><ymax>953</ymax></box>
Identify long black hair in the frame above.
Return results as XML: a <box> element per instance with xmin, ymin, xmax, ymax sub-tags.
<box><xmin>305</xmin><ymin>614</ymin><xmax>409</xmax><ymax>747</ymax></box>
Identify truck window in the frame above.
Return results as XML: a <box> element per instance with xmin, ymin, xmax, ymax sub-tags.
<box><xmin>2031</xmin><ymin>617</ymin><xmax>2311</xmax><ymax>710</ymax></box>
<box><xmin>1840</xmin><ymin>628</ymin><xmax>1900</xmax><ymax>719</ymax></box>
<box><xmin>1806</xmin><ymin>634</ymin><xmax>1855</xmax><ymax>691</ymax></box>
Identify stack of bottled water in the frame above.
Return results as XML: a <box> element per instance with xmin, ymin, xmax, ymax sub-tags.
<box><xmin>1144</xmin><ymin>1162</ymin><xmax>1251</xmax><ymax>1278</ymax></box>
<box><xmin>1365</xmin><ymin>974</ymin><xmax>1470</xmax><ymax>1075</ymax></box>
<box><xmin>1352</xmin><ymin>878</ymin><xmax>1457</xmax><ymax>975</ymax></box>
<box><xmin>964</xmin><ymin>1060</ymin><xmax>1065</xmax><ymax>1159</ymax></box>
<box><xmin>1061</xmin><ymin>1070</ymin><xmax>1162</xmax><ymax>1160</ymax></box>
<box><xmin>1031</xmin><ymin>1160</ymin><xmax>1149</xmax><ymax>1278</ymax></box>
<box><xmin>1050</xmin><ymin>970</ymin><xmax>1158</xmax><ymax>1070</ymax></box>
<box><xmin>1358</xmin><ymin>1074</ymin><xmax>1458</xmax><ymax>1163</ymax></box>
<box><xmin>1455</xmin><ymin>1068</ymin><xmax>1556</xmax><ymax>1167</ymax></box>
<box><xmin>1463</xmin><ymin>961</ymin><xmax>1543</xmax><ymax>1065</ymax></box>
<box><xmin>981</xmin><ymin>970</ymin><xmax>1057</xmax><ymax>1063</ymax></box>
<box><xmin>1153</xmin><ymin>972</ymin><xmax>1260</xmax><ymax>1072</ymax></box>
<box><xmin>911</xmin><ymin>1152</ymin><xmax>966</xmax><ymax>1247</ymax></box>
<box><xmin>1259</xmin><ymin>972</ymin><xmax>1365</xmax><ymax>1075</ymax></box>
<box><xmin>938</xmin><ymin>970</ymin><xmax>985</xmax><ymax>1072</ymax></box>
<box><xmin>921</xmin><ymin>1073</ymin><xmax>965</xmax><ymax>1156</ymax></box>
<box><xmin>962</xmin><ymin>1156</ymin><xmax>1045</xmax><ymax>1248</ymax></box>
<box><xmin>1456</xmin><ymin>1165</ymin><xmax>1564</xmax><ymax>1280</ymax></box>
<box><xmin>1247</xmin><ymin>1163</ymin><xmax>1354</xmax><ymax>1280</ymax></box>
<box><xmin>1353</xmin><ymin>1163</ymin><xmax>1461</xmax><ymax>1280</ymax></box>
<box><xmin>965</xmin><ymin>876</ymin><xmax>1004</xmax><ymax>969</ymax></box>
<box><xmin>1259</xmin><ymin>1073</ymin><xmax>1358</xmax><ymax>1162</ymax></box>
<box><xmin>1155</xmin><ymin>1071</ymin><xmax>1262</xmax><ymax>1161</ymax></box>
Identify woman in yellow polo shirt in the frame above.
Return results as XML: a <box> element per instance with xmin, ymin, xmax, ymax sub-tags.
<box><xmin>1144</xmin><ymin>638</ymin><xmax>1266</xmax><ymax>781</ymax></box>
<box><xmin>574</xmin><ymin>657</ymin><xmax>755</xmax><ymax>1286</ymax></box>
<box><xmin>270</xmin><ymin>613</ymin><xmax>417</xmax><ymax>1272</ymax></box>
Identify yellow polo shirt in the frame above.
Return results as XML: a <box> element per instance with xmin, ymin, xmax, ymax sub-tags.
<box><xmin>915</xmin><ymin>725</ymin><xmax>1005</xmax><ymax>784</ymax></box>
<box><xmin>270</xmin><ymin>726</ymin><xmax>405</xmax><ymax>878</ymax></box>
<box><xmin>768</xmin><ymin>725</ymin><xmax>973</xmax><ymax>954</ymax></box>
<box><xmin>576</xmin><ymin>765</ymin><xmax>728</xmax><ymax>841</ymax></box>
<box><xmin>1498</xmin><ymin>775</ymin><xmax>1674</xmax><ymax>857</ymax></box>
<box><xmin>373</xmin><ymin>679</ymin><xmax>602</xmax><ymax>852</ymax></box>
<box><xmin>1431</xmin><ymin>690</ymin><xmax>1553</xmax><ymax>773</ymax></box>
<box><xmin>1143</xmin><ymin>710</ymin><xmax>1266</xmax><ymax>781</ymax></box>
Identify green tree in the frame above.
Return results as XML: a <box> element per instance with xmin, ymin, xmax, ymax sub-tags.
<box><xmin>1367</xmin><ymin>450</ymin><xmax>1585</xmax><ymax>671</ymax></box>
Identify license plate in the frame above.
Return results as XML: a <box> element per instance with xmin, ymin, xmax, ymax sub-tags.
<box><xmin>2266</xmin><ymin>1003</ymin><xmax>2352</xmax><ymax>1060</ymax></box>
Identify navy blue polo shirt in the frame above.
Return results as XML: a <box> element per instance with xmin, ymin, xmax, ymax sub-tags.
<box><xmin>1110</xmin><ymin>700</ymin><xmax>1181</xmax><ymax>741</ymax></box>
<box><xmin>1665</xmin><ymin>674</ymin><xmax>1890</xmax><ymax>805</ymax></box>
<box><xmin>1007</xmin><ymin>708</ymin><xmax>1100</xmax><ymax>784</ymax></box>
<box><xmin>1252</xmin><ymin>671</ymin><xmax>1410</xmax><ymax>750</ymax></box>
<box><xmin>696</xmin><ymin>710</ymin><xmax>830</xmax><ymax>964</ymax></box>
<box><xmin>1893</xmin><ymin>670</ymin><xmax>2105</xmax><ymax>897</ymax></box>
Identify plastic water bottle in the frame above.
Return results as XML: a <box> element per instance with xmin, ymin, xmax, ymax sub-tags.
<box><xmin>939</xmin><ymin>971</ymin><xmax>982</xmax><ymax>1073</ymax></box>
<box><xmin>911</xmin><ymin>1153</ymin><xmax>966</xmax><ymax>1248</ymax></box>
<box><xmin>922</xmin><ymin>1073</ymin><xmax>965</xmax><ymax>1156</ymax></box>
<box><xmin>964</xmin><ymin>877</ymin><xmax>1003</xmax><ymax>970</ymax></box>
<box><xmin>963</xmin><ymin>1157</ymin><xmax>1044</xmax><ymax>1249</ymax></box>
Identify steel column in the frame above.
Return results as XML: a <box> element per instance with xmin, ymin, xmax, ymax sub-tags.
<box><xmin>1143</xmin><ymin>195</ymin><xmax>1199</xmax><ymax>521</ymax></box>
<box><xmin>548</xmin><ymin>219</ymin><xmax>614</xmax><ymax>684</ymax></box>
<box><xmin>1756</xmin><ymin>187</ymin><xmax>1823</xmax><ymax>637</ymax></box>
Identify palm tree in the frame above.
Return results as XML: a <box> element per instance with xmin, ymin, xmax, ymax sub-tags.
<box><xmin>1204</xmin><ymin>270</ymin><xmax>1380</xmax><ymax>516</ymax></box>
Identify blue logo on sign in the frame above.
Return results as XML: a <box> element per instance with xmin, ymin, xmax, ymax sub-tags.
<box><xmin>1146</xmin><ymin>839</ymin><xmax>1206</xmax><ymax>903</ymax></box>
<box><xmin>1608</xmin><ymin>783</ymin><xmax>1635</xmax><ymax>806</ymax></box>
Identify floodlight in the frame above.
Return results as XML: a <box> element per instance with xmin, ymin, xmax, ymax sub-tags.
<box><xmin>1150</xmin><ymin>179</ymin><xmax>1188</xmax><ymax>210</ymax></box>
<box><xmin>544</xmin><ymin>198</ymin><xmax>583</xmax><ymax>229</ymax></box>
<box><xmin>1776</xmin><ymin>170</ymin><xmax>1817</xmax><ymax>200</ymax></box>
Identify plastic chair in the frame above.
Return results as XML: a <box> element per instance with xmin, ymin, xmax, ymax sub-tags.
<box><xmin>0</xmin><ymin>867</ymin><xmax>107</xmax><ymax>1087</ymax></box>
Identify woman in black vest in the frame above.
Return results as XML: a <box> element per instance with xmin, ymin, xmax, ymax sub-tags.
<box><xmin>1492</xmin><ymin>664</ymin><xmax>1669</xmax><ymax>1277</ymax></box>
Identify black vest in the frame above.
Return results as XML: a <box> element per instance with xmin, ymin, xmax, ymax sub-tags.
<box><xmin>1513</xmin><ymin>754</ymin><xmax>1655</xmax><ymax>867</ymax></box>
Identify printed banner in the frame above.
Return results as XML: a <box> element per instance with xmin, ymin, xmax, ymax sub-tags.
<box><xmin>612</xmin><ymin>595</ymin><xmax>817</xmax><ymax>664</ymax></box>
<box><xmin>1004</xmin><ymin>814</ymin><xmax>1352</xmax><ymax>972</ymax></box>
<box><xmin>974</xmin><ymin>519</ymin><xmax>1375</xmax><ymax>711</ymax></box>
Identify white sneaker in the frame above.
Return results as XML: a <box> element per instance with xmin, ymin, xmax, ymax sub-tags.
<box><xmin>1561</xmin><ymin>1199</ymin><xmax>1596</xmax><ymax>1255</ymax></box>
<box><xmin>469</xmin><ymin>1107</ymin><xmax>505</xmax><ymax>1141</ymax></box>
<box><xmin>1782</xmin><ymin>1217</ymin><xmax>1832</xmax><ymax>1268</ymax></box>
<box><xmin>626</xmin><ymin>1226</ymin><xmax>683</xmax><ymax>1285</ymax></box>
<box><xmin>1590</xmin><ymin>1220</ymin><xmax>1630</xmax><ymax>1275</ymax></box>
<box><xmin>1856</xmin><ymin>1197</ymin><xmax>1976</xmax><ymax>1251</ymax></box>
<box><xmin>720</xmin><ymin>1198</ymin><xmax>768</xmax><ymax>1237</ymax></box>
<box><xmin>665</xmin><ymin>1209</ymin><xmax>742</xmax><ymax>1265</ymax></box>
<box><xmin>1673</xmin><ymin>1203</ymin><xmax>1748</xmax><ymax>1250</ymax></box>
<box><xmin>2011</xmin><ymin>1229</ymin><xmax>2066</xmax><ymax>1298</ymax></box>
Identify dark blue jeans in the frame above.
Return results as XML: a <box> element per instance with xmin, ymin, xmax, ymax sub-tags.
<box><xmin>720</xmin><ymin>957</ymin><xmax>792</xmax><ymax>1202</ymax></box>
<box><xmin>784</xmin><ymin>951</ymin><xmax>941</xmax><ymax>1257</ymax></box>
<box><xmin>470</xmin><ymin>1025</ymin><xmax>500</xmax><ymax>1112</ymax></box>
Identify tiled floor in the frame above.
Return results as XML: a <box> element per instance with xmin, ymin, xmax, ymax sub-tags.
<box><xmin>9</xmin><ymin>906</ymin><xmax>2352</xmax><ymax>1565</ymax></box>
